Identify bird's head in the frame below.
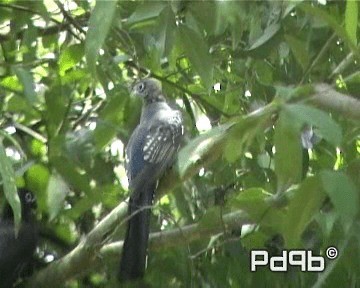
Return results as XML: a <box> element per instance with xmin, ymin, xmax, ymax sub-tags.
<box><xmin>2</xmin><ymin>189</ymin><xmax>37</xmax><ymax>222</ymax></box>
<box><xmin>131</xmin><ymin>78</ymin><xmax>165</xmax><ymax>103</ymax></box>
<box><xmin>18</xmin><ymin>189</ymin><xmax>37</xmax><ymax>211</ymax></box>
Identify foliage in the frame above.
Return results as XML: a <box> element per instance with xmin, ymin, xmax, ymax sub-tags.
<box><xmin>0</xmin><ymin>1</ymin><xmax>359</xmax><ymax>287</ymax></box>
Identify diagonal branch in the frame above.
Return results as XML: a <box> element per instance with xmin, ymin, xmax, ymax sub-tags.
<box><xmin>27</xmin><ymin>208</ymin><xmax>250</xmax><ymax>287</ymax></box>
<box><xmin>311</xmin><ymin>84</ymin><xmax>360</xmax><ymax>121</ymax></box>
<box><xmin>100</xmin><ymin>210</ymin><xmax>250</xmax><ymax>259</ymax></box>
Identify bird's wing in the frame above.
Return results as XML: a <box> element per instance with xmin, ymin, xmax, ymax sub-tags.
<box><xmin>143</xmin><ymin>111</ymin><xmax>183</xmax><ymax>165</ymax></box>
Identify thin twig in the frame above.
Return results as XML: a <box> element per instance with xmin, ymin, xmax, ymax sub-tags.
<box><xmin>13</xmin><ymin>122</ymin><xmax>47</xmax><ymax>143</ymax></box>
<box><xmin>300</xmin><ymin>32</ymin><xmax>337</xmax><ymax>84</ymax></box>
<box><xmin>55</xmin><ymin>0</ymin><xmax>86</xmax><ymax>36</ymax></box>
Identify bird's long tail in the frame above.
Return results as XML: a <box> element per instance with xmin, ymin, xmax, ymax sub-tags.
<box><xmin>118</xmin><ymin>184</ymin><xmax>155</xmax><ymax>281</ymax></box>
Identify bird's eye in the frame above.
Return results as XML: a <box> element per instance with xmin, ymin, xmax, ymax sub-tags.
<box><xmin>138</xmin><ymin>83</ymin><xmax>145</xmax><ymax>92</ymax></box>
<box><xmin>25</xmin><ymin>192</ymin><xmax>33</xmax><ymax>203</ymax></box>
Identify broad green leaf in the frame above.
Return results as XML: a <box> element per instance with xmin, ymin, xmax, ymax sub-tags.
<box><xmin>231</xmin><ymin>188</ymin><xmax>285</xmax><ymax>230</ymax></box>
<box><xmin>65</xmin><ymin>129</ymin><xmax>94</xmax><ymax>168</ymax></box>
<box><xmin>283</xmin><ymin>177</ymin><xmax>326</xmax><ymax>248</ymax></box>
<box><xmin>0</xmin><ymin>139</ymin><xmax>20</xmax><ymax>232</ymax></box>
<box><xmin>224</xmin><ymin>130</ymin><xmax>247</xmax><ymax>163</ymax></box>
<box><xmin>198</xmin><ymin>207</ymin><xmax>222</xmax><ymax>230</ymax></box>
<box><xmin>47</xmin><ymin>172</ymin><xmax>70</xmax><ymax>221</ymax></box>
<box><xmin>231</xmin><ymin>188</ymin><xmax>269</xmax><ymax>219</ymax></box>
<box><xmin>45</xmin><ymin>85</ymin><xmax>69</xmax><ymax>136</ymax></box>
<box><xmin>22</xmin><ymin>23</ymin><xmax>37</xmax><ymax>63</ymax></box>
<box><xmin>242</xmin><ymin>230</ymin><xmax>269</xmax><ymax>250</ymax></box>
<box><xmin>285</xmin><ymin>104</ymin><xmax>342</xmax><ymax>147</ymax></box>
<box><xmin>127</xmin><ymin>1</ymin><xmax>167</xmax><ymax>25</ymax></box>
<box><xmin>214</xmin><ymin>1</ymin><xmax>245</xmax><ymax>37</ymax></box>
<box><xmin>61</xmin><ymin>69</ymin><xmax>89</xmax><ymax>85</ymax></box>
<box><xmin>254</xmin><ymin>60</ymin><xmax>273</xmax><ymax>85</ymax></box>
<box><xmin>224</xmin><ymin>119</ymin><xmax>254</xmax><ymax>163</ymax></box>
<box><xmin>275</xmin><ymin>84</ymin><xmax>314</xmax><ymax>102</ymax></box>
<box><xmin>0</xmin><ymin>75</ymin><xmax>22</xmax><ymax>92</ymax></box>
<box><xmin>85</xmin><ymin>0</ymin><xmax>117</xmax><ymax>76</ymax></box>
<box><xmin>285</xmin><ymin>35</ymin><xmax>309</xmax><ymax>71</ymax></box>
<box><xmin>157</xmin><ymin>6</ymin><xmax>176</xmax><ymax>57</ymax></box>
<box><xmin>274</xmin><ymin>110</ymin><xmax>303</xmax><ymax>191</ymax></box>
<box><xmin>247</xmin><ymin>23</ymin><xmax>280</xmax><ymax>51</ymax></box>
<box><xmin>52</xmin><ymin>155</ymin><xmax>91</xmax><ymax>194</ymax></box>
<box><xmin>321</xmin><ymin>171</ymin><xmax>358</xmax><ymax>224</ymax></box>
<box><xmin>225</xmin><ymin>103</ymin><xmax>277</xmax><ymax>163</ymax></box>
<box><xmin>93</xmin><ymin>89</ymin><xmax>129</xmax><ymax>150</ymax></box>
<box><xmin>59</xmin><ymin>44</ymin><xmax>85</xmax><ymax>76</ymax></box>
<box><xmin>178</xmin><ymin>25</ymin><xmax>214</xmax><ymax>90</ymax></box>
<box><xmin>13</xmin><ymin>67</ymin><xmax>38</xmax><ymax>105</ymax></box>
<box><xmin>187</xmin><ymin>2</ymin><xmax>217</xmax><ymax>36</ymax></box>
<box><xmin>177</xmin><ymin>122</ymin><xmax>234</xmax><ymax>179</ymax></box>
<box><xmin>7</xmin><ymin>94</ymin><xmax>32</xmax><ymax>113</ymax></box>
<box><xmin>345</xmin><ymin>0</ymin><xmax>358</xmax><ymax>46</ymax></box>
<box><xmin>315</xmin><ymin>209</ymin><xmax>338</xmax><ymax>239</ymax></box>
<box><xmin>300</xmin><ymin>3</ymin><xmax>360</xmax><ymax>59</ymax></box>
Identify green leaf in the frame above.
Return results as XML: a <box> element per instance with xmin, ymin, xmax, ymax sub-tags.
<box><xmin>127</xmin><ymin>1</ymin><xmax>167</xmax><ymax>25</ymax></box>
<box><xmin>284</xmin><ymin>35</ymin><xmax>309</xmax><ymax>71</ymax></box>
<box><xmin>231</xmin><ymin>188</ymin><xmax>270</xmax><ymax>219</ymax></box>
<box><xmin>13</xmin><ymin>67</ymin><xmax>38</xmax><ymax>105</ymax></box>
<box><xmin>285</xmin><ymin>104</ymin><xmax>342</xmax><ymax>147</ymax></box>
<box><xmin>247</xmin><ymin>23</ymin><xmax>280</xmax><ymax>51</ymax></box>
<box><xmin>224</xmin><ymin>134</ymin><xmax>246</xmax><ymax>163</ymax></box>
<box><xmin>0</xmin><ymin>75</ymin><xmax>22</xmax><ymax>92</ymax></box>
<box><xmin>178</xmin><ymin>25</ymin><xmax>214</xmax><ymax>89</ymax></box>
<box><xmin>321</xmin><ymin>171</ymin><xmax>358</xmax><ymax>224</ymax></box>
<box><xmin>85</xmin><ymin>0</ymin><xmax>117</xmax><ymax>76</ymax></box>
<box><xmin>93</xmin><ymin>89</ymin><xmax>129</xmax><ymax>150</ymax></box>
<box><xmin>231</xmin><ymin>188</ymin><xmax>285</xmax><ymax>230</ymax></box>
<box><xmin>47</xmin><ymin>172</ymin><xmax>70</xmax><ymax>221</ymax></box>
<box><xmin>157</xmin><ymin>6</ymin><xmax>176</xmax><ymax>57</ymax></box>
<box><xmin>345</xmin><ymin>0</ymin><xmax>358</xmax><ymax>46</ymax></box>
<box><xmin>59</xmin><ymin>44</ymin><xmax>85</xmax><ymax>76</ymax></box>
<box><xmin>177</xmin><ymin>122</ymin><xmax>233</xmax><ymax>179</ymax></box>
<box><xmin>224</xmin><ymin>119</ymin><xmax>254</xmax><ymax>163</ymax></box>
<box><xmin>283</xmin><ymin>177</ymin><xmax>326</xmax><ymax>248</ymax></box>
<box><xmin>254</xmin><ymin>60</ymin><xmax>274</xmax><ymax>85</ymax></box>
<box><xmin>242</xmin><ymin>230</ymin><xmax>269</xmax><ymax>250</ymax></box>
<box><xmin>52</xmin><ymin>155</ymin><xmax>91</xmax><ymax>194</ymax></box>
<box><xmin>198</xmin><ymin>207</ymin><xmax>222</xmax><ymax>230</ymax></box>
<box><xmin>65</xmin><ymin>129</ymin><xmax>94</xmax><ymax>169</ymax></box>
<box><xmin>45</xmin><ymin>85</ymin><xmax>69</xmax><ymax>136</ymax></box>
<box><xmin>274</xmin><ymin>110</ymin><xmax>303</xmax><ymax>191</ymax></box>
<box><xmin>300</xmin><ymin>3</ymin><xmax>360</xmax><ymax>59</ymax></box>
<box><xmin>0</xmin><ymin>139</ymin><xmax>20</xmax><ymax>232</ymax></box>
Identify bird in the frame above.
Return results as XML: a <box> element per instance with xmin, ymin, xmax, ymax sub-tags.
<box><xmin>0</xmin><ymin>188</ymin><xmax>38</xmax><ymax>288</ymax></box>
<box><xmin>118</xmin><ymin>78</ymin><xmax>184</xmax><ymax>281</ymax></box>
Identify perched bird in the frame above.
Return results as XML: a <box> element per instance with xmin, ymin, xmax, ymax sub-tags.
<box><xmin>0</xmin><ymin>189</ymin><xmax>38</xmax><ymax>288</ymax></box>
<box><xmin>119</xmin><ymin>78</ymin><xmax>184</xmax><ymax>281</ymax></box>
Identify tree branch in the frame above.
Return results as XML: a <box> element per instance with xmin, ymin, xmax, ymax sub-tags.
<box><xmin>101</xmin><ymin>210</ymin><xmax>250</xmax><ymax>258</ymax></box>
<box><xmin>0</xmin><ymin>12</ymin><xmax>89</xmax><ymax>43</ymax></box>
<box><xmin>28</xmin><ymin>209</ymin><xmax>250</xmax><ymax>287</ymax></box>
<box><xmin>311</xmin><ymin>84</ymin><xmax>360</xmax><ymax>121</ymax></box>
<box><xmin>27</xmin><ymin>201</ymin><xmax>128</xmax><ymax>287</ymax></box>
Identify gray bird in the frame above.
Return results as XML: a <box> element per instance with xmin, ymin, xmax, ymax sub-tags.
<box><xmin>119</xmin><ymin>78</ymin><xmax>184</xmax><ymax>281</ymax></box>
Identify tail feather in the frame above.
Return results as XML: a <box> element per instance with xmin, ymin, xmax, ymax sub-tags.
<box><xmin>118</xmin><ymin>185</ymin><xmax>154</xmax><ymax>281</ymax></box>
